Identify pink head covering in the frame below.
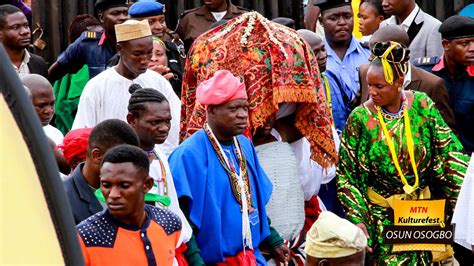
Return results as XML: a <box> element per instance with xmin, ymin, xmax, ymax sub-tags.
<box><xmin>196</xmin><ymin>70</ymin><xmax>247</xmax><ymax>106</ymax></box>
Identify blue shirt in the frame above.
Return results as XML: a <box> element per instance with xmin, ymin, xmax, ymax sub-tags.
<box><xmin>325</xmin><ymin>36</ymin><xmax>370</xmax><ymax>97</ymax></box>
<box><xmin>322</xmin><ymin>71</ymin><xmax>353</xmax><ymax>132</ymax></box>
<box><xmin>324</xmin><ymin>36</ymin><xmax>370</xmax><ymax>131</ymax></box>
<box><xmin>168</xmin><ymin>130</ymin><xmax>272</xmax><ymax>264</ymax></box>
<box><xmin>57</xmin><ymin>30</ymin><xmax>116</xmax><ymax>79</ymax></box>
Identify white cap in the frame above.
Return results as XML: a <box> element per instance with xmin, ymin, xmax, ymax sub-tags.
<box><xmin>305</xmin><ymin>211</ymin><xmax>367</xmax><ymax>258</ymax></box>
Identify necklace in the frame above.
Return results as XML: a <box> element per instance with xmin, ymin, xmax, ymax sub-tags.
<box><xmin>203</xmin><ymin>123</ymin><xmax>253</xmax><ymax>208</ymax></box>
<box><xmin>375</xmin><ymin>96</ymin><xmax>420</xmax><ymax>195</ymax></box>
<box><xmin>145</xmin><ymin>149</ymin><xmax>169</xmax><ymax>198</ymax></box>
<box><xmin>374</xmin><ymin>92</ymin><xmax>407</xmax><ymax>120</ymax></box>
<box><xmin>204</xmin><ymin>123</ymin><xmax>254</xmax><ymax>250</ymax></box>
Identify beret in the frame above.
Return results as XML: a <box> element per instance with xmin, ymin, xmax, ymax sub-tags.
<box><xmin>439</xmin><ymin>15</ymin><xmax>474</xmax><ymax>40</ymax></box>
<box><xmin>95</xmin><ymin>0</ymin><xmax>127</xmax><ymax>13</ymax></box>
<box><xmin>313</xmin><ymin>0</ymin><xmax>351</xmax><ymax>11</ymax></box>
<box><xmin>459</xmin><ymin>4</ymin><xmax>474</xmax><ymax>18</ymax></box>
<box><xmin>129</xmin><ymin>1</ymin><xmax>165</xmax><ymax>18</ymax></box>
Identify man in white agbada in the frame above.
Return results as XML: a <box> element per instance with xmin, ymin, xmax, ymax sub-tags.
<box><xmin>72</xmin><ymin>19</ymin><xmax>180</xmax><ymax>156</ymax></box>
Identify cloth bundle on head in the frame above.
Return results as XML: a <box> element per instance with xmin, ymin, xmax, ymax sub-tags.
<box><xmin>95</xmin><ymin>0</ymin><xmax>127</xmax><ymax>13</ymax></box>
<box><xmin>58</xmin><ymin>128</ymin><xmax>93</xmax><ymax>168</ymax></box>
<box><xmin>305</xmin><ymin>211</ymin><xmax>367</xmax><ymax>258</ymax></box>
<box><xmin>115</xmin><ymin>19</ymin><xmax>152</xmax><ymax>43</ymax></box>
<box><xmin>129</xmin><ymin>1</ymin><xmax>164</xmax><ymax>18</ymax></box>
<box><xmin>439</xmin><ymin>15</ymin><xmax>474</xmax><ymax>40</ymax></box>
<box><xmin>196</xmin><ymin>70</ymin><xmax>247</xmax><ymax>106</ymax></box>
<box><xmin>371</xmin><ymin>41</ymin><xmax>409</xmax><ymax>85</ymax></box>
<box><xmin>180</xmin><ymin>11</ymin><xmax>337</xmax><ymax>167</ymax></box>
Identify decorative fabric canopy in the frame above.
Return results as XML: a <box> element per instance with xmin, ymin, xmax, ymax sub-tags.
<box><xmin>180</xmin><ymin>12</ymin><xmax>337</xmax><ymax>167</ymax></box>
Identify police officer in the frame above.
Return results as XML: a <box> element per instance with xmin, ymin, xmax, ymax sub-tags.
<box><xmin>132</xmin><ymin>1</ymin><xmax>184</xmax><ymax>52</ymax></box>
<box><xmin>48</xmin><ymin>0</ymin><xmax>129</xmax><ymax>81</ymax></box>
<box><xmin>414</xmin><ymin>15</ymin><xmax>474</xmax><ymax>156</ymax></box>
<box><xmin>127</xmin><ymin>1</ymin><xmax>184</xmax><ymax>97</ymax></box>
<box><xmin>175</xmin><ymin>0</ymin><xmax>247</xmax><ymax>52</ymax></box>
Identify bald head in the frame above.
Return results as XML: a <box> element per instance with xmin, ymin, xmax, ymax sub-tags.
<box><xmin>369</xmin><ymin>25</ymin><xmax>409</xmax><ymax>48</ymax></box>
<box><xmin>21</xmin><ymin>74</ymin><xmax>55</xmax><ymax>126</ymax></box>
<box><xmin>21</xmin><ymin>74</ymin><xmax>52</xmax><ymax>94</ymax></box>
<box><xmin>298</xmin><ymin>29</ymin><xmax>327</xmax><ymax>72</ymax></box>
<box><xmin>298</xmin><ymin>29</ymin><xmax>323</xmax><ymax>47</ymax></box>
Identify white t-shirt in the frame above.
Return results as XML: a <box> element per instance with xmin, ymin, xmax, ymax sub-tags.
<box><xmin>211</xmin><ymin>11</ymin><xmax>227</xmax><ymax>21</ymax></box>
<box><xmin>43</xmin><ymin>124</ymin><xmax>64</xmax><ymax>145</ymax></box>
<box><xmin>72</xmin><ymin>67</ymin><xmax>181</xmax><ymax>156</ymax></box>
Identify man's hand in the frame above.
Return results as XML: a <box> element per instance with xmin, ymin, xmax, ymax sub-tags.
<box><xmin>271</xmin><ymin>244</ymin><xmax>290</xmax><ymax>265</ymax></box>
<box><xmin>149</xmin><ymin>65</ymin><xmax>174</xmax><ymax>79</ymax></box>
<box><xmin>356</xmin><ymin>223</ymin><xmax>373</xmax><ymax>253</ymax></box>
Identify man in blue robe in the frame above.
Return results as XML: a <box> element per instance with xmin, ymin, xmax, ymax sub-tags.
<box><xmin>169</xmin><ymin>70</ymin><xmax>289</xmax><ymax>265</ymax></box>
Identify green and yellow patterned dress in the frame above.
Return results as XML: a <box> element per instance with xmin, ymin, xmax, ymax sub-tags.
<box><xmin>337</xmin><ymin>91</ymin><xmax>468</xmax><ymax>265</ymax></box>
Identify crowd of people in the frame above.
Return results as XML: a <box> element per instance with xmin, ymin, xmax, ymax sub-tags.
<box><xmin>1</xmin><ymin>0</ymin><xmax>474</xmax><ymax>265</ymax></box>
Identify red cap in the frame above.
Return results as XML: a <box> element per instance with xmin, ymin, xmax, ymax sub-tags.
<box><xmin>58</xmin><ymin>128</ymin><xmax>93</xmax><ymax>167</ymax></box>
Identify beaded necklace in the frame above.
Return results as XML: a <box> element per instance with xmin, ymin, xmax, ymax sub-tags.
<box><xmin>374</xmin><ymin>92</ymin><xmax>407</xmax><ymax>120</ymax></box>
<box><xmin>204</xmin><ymin>122</ymin><xmax>254</xmax><ymax>250</ymax></box>
<box><xmin>203</xmin><ymin>123</ymin><xmax>253</xmax><ymax>208</ymax></box>
<box><xmin>145</xmin><ymin>149</ymin><xmax>169</xmax><ymax>198</ymax></box>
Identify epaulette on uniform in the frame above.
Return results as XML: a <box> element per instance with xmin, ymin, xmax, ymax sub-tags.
<box><xmin>413</xmin><ymin>56</ymin><xmax>440</xmax><ymax>67</ymax></box>
<box><xmin>180</xmin><ymin>7</ymin><xmax>200</xmax><ymax>18</ymax></box>
<box><xmin>82</xmin><ymin>30</ymin><xmax>101</xmax><ymax>40</ymax></box>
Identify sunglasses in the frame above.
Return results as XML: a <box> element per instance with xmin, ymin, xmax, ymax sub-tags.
<box><xmin>371</xmin><ymin>41</ymin><xmax>409</xmax><ymax>63</ymax></box>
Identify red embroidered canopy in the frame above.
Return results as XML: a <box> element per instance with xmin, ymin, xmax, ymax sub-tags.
<box><xmin>180</xmin><ymin>12</ymin><xmax>337</xmax><ymax>167</ymax></box>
